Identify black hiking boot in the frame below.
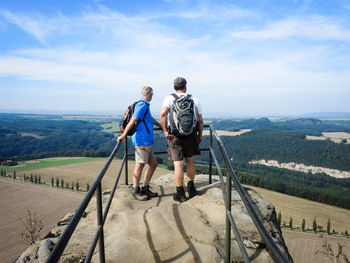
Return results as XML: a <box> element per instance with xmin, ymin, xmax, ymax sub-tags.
<box><xmin>187</xmin><ymin>181</ymin><xmax>197</xmax><ymax>198</ymax></box>
<box><xmin>173</xmin><ymin>186</ymin><xmax>187</xmax><ymax>203</ymax></box>
<box><xmin>141</xmin><ymin>185</ymin><xmax>158</xmax><ymax>199</ymax></box>
<box><xmin>131</xmin><ymin>186</ymin><xmax>148</xmax><ymax>201</ymax></box>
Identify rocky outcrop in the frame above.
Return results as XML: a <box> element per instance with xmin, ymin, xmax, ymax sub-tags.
<box><xmin>16</xmin><ymin>174</ymin><xmax>293</xmax><ymax>263</ymax></box>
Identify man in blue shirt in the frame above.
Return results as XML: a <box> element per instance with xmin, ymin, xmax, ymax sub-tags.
<box><xmin>118</xmin><ymin>86</ymin><xmax>162</xmax><ymax>201</ymax></box>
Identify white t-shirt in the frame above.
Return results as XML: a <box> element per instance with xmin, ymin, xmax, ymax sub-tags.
<box><xmin>162</xmin><ymin>92</ymin><xmax>202</xmax><ymax>114</ymax></box>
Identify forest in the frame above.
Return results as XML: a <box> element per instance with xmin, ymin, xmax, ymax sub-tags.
<box><xmin>0</xmin><ymin>114</ymin><xmax>114</xmax><ymax>159</ymax></box>
<box><xmin>1</xmin><ymin>113</ymin><xmax>350</xmax><ymax>209</ymax></box>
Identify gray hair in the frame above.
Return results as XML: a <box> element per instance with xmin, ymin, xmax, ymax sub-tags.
<box><xmin>141</xmin><ymin>86</ymin><xmax>153</xmax><ymax>97</ymax></box>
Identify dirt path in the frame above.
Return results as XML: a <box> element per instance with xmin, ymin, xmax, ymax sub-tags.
<box><xmin>0</xmin><ymin>178</ymin><xmax>83</xmax><ymax>263</ymax></box>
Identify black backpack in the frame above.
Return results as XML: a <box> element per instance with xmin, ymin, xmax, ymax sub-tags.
<box><xmin>119</xmin><ymin>101</ymin><xmax>150</xmax><ymax>136</ymax></box>
<box><xmin>168</xmin><ymin>94</ymin><xmax>199</xmax><ymax>136</ymax></box>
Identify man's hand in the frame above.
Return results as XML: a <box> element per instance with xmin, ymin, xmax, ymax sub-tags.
<box><xmin>117</xmin><ymin>134</ymin><xmax>126</xmax><ymax>144</ymax></box>
<box><xmin>164</xmin><ymin>131</ymin><xmax>174</xmax><ymax>140</ymax></box>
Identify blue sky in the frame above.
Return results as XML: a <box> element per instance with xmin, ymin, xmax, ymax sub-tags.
<box><xmin>1</xmin><ymin>0</ymin><xmax>350</xmax><ymax>116</ymax></box>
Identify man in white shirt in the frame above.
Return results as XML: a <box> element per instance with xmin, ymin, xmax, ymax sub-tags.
<box><xmin>160</xmin><ymin>77</ymin><xmax>204</xmax><ymax>202</ymax></box>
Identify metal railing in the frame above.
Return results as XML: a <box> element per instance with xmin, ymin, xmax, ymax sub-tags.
<box><xmin>46</xmin><ymin>125</ymin><xmax>290</xmax><ymax>263</ymax></box>
<box><xmin>46</xmin><ymin>142</ymin><xmax>125</xmax><ymax>263</ymax></box>
<box><xmin>209</xmin><ymin>126</ymin><xmax>290</xmax><ymax>263</ymax></box>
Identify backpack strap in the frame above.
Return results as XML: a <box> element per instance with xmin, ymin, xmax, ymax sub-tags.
<box><xmin>171</xmin><ymin>93</ymin><xmax>180</xmax><ymax>100</ymax></box>
<box><xmin>171</xmin><ymin>93</ymin><xmax>192</xmax><ymax>100</ymax></box>
<box><xmin>142</xmin><ymin>106</ymin><xmax>150</xmax><ymax>134</ymax></box>
<box><xmin>135</xmin><ymin>101</ymin><xmax>150</xmax><ymax>134</ymax></box>
<box><xmin>136</xmin><ymin>100</ymin><xmax>151</xmax><ymax>134</ymax></box>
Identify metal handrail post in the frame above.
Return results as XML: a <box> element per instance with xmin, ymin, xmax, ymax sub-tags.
<box><xmin>125</xmin><ymin>136</ymin><xmax>128</xmax><ymax>185</ymax></box>
<box><xmin>210</xmin><ymin>150</ymin><xmax>250</xmax><ymax>262</ymax></box>
<box><xmin>225</xmin><ymin>169</ymin><xmax>232</xmax><ymax>263</ymax></box>
<box><xmin>209</xmin><ymin>127</ymin><xmax>213</xmax><ymax>184</ymax></box>
<box><xmin>96</xmin><ymin>184</ymin><xmax>105</xmax><ymax>263</ymax></box>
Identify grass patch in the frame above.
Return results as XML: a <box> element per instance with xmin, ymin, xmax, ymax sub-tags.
<box><xmin>5</xmin><ymin>157</ymin><xmax>101</xmax><ymax>173</ymax></box>
<box><xmin>100</xmin><ymin>121</ymin><xmax>120</xmax><ymax>134</ymax></box>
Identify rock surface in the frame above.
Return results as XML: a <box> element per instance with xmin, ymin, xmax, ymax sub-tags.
<box><xmin>16</xmin><ymin>174</ymin><xmax>293</xmax><ymax>263</ymax></box>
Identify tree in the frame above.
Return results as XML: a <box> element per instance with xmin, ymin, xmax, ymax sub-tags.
<box><xmin>302</xmin><ymin>219</ymin><xmax>306</xmax><ymax>232</ymax></box>
<box><xmin>51</xmin><ymin>177</ymin><xmax>54</xmax><ymax>187</ymax></box>
<box><xmin>327</xmin><ymin>218</ymin><xmax>331</xmax><ymax>235</ymax></box>
<box><xmin>20</xmin><ymin>210</ymin><xmax>43</xmax><ymax>247</ymax></box>
<box><xmin>313</xmin><ymin>217</ymin><xmax>317</xmax><ymax>232</ymax></box>
<box><xmin>289</xmin><ymin>216</ymin><xmax>293</xmax><ymax>229</ymax></box>
<box><xmin>277</xmin><ymin>211</ymin><xmax>282</xmax><ymax>226</ymax></box>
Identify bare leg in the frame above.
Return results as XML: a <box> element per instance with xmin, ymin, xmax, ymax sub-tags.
<box><xmin>185</xmin><ymin>157</ymin><xmax>195</xmax><ymax>181</ymax></box>
<box><xmin>173</xmin><ymin>160</ymin><xmax>184</xmax><ymax>187</ymax></box>
<box><xmin>133</xmin><ymin>163</ymin><xmax>145</xmax><ymax>187</ymax></box>
<box><xmin>144</xmin><ymin>156</ymin><xmax>158</xmax><ymax>185</ymax></box>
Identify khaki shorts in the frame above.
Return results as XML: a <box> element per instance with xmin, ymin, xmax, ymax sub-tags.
<box><xmin>167</xmin><ymin>135</ymin><xmax>200</xmax><ymax>161</ymax></box>
<box><xmin>135</xmin><ymin>145</ymin><xmax>156</xmax><ymax>164</ymax></box>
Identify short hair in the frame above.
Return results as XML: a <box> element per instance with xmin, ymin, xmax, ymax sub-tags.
<box><xmin>142</xmin><ymin>86</ymin><xmax>153</xmax><ymax>97</ymax></box>
<box><xmin>173</xmin><ymin>77</ymin><xmax>187</xmax><ymax>91</ymax></box>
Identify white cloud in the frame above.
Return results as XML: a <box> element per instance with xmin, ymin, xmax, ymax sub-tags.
<box><xmin>0</xmin><ymin>9</ymin><xmax>58</xmax><ymax>44</ymax></box>
<box><xmin>231</xmin><ymin>16</ymin><xmax>350</xmax><ymax>41</ymax></box>
<box><xmin>0</xmin><ymin>4</ymin><xmax>255</xmax><ymax>47</ymax></box>
<box><xmin>151</xmin><ymin>4</ymin><xmax>256</xmax><ymax>20</ymax></box>
<box><xmin>1</xmin><ymin>44</ymin><xmax>349</xmax><ymax>101</ymax></box>
<box><xmin>1</xmin><ymin>3</ymin><xmax>350</xmax><ymax>114</ymax></box>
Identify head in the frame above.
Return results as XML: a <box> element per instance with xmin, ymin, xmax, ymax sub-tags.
<box><xmin>173</xmin><ymin>77</ymin><xmax>187</xmax><ymax>91</ymax></box>
<box><xmin>141</xmin><ymin>86</ymin><xmax>153</xmax><ymax>101</ymax></box>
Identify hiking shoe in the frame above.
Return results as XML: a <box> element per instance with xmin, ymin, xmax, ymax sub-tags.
<box><xmin>141</xmin><ymin>185</ymin><xmax>158</xmax><ymax>199</ymax></box>
<box><xmin>187</xmin><ymin>181</ymin><xmax>197</xmax><ymax>198</ymax></box>
<box><xmin>131</xmin><ymin>186</ymin><xmax>148</xmax><ymax>201</ymax></box>
<box><xmin>173</xmin><ymin>186</ymin><xmax>187</xmax><ymax>203</ymax></box>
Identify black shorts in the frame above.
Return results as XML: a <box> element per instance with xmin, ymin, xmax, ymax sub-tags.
<box><xmin>167</xmin><ymin>135</ymin><xmax>200</xmax><ymax>161</ymax></box>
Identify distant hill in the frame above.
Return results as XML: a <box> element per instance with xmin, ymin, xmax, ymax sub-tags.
<box><xmin>210</xmin><ymin>117</ymin><xmax>350</xmax><ymax>135</ymax></box>
<box><xmin>300</xmin><ymin>112</ymin><xmax>350</xmax><ymax>118</ymax></box>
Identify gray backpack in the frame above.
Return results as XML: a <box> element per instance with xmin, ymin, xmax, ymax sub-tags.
<box><xmin>168</xmin><ymin>93</ymin><xmax>199</xmax><ymax>136</ymax></box>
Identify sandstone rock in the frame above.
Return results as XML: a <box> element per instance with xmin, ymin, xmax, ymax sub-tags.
<box><xmin>16</xmin><ymin>239</ymin><xmax>55</xmax><ymax>263</ymax></box>
<box><xmin>16</xmin><ymin>173</ymin><xmax>293</xmax><ymax>263</ymax></box>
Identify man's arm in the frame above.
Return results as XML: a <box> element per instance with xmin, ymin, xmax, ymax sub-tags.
<box><xmin>198</xmin><ymin>114</ymin><xmax>203</xmax><ymax>143</ymax></box>
<box><xmin>153</xmin><ymin>118</ymin><xmax>162</xmax><ymax>129</ymax></box>
<box><xmin>160</xmin><ymin>106</ymin><xmax>174</xmax><ymax>140</ymax></box>
<box><xmin>117</xmin><ymin>117</ymin><xmax>138</xmax><ymax>143</ymax></box>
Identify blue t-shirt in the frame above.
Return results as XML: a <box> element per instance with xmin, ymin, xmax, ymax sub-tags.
<box><xmin>131</xmin><ymin>98</ymin><xmax>154</xmax><ymax>146</ymax></box>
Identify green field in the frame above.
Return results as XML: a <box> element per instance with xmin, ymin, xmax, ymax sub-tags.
<box><xmin>3</xmin><ymin>157</ymin><xmax>101</xmax><ymax>173</ymax></box>
<box><xmin>100</xmin><ymin>121</ymin><xmax>121</xmax><ymax>135</ymax></box>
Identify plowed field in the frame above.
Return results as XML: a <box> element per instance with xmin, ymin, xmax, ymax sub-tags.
<box><xmin>0</xmin><ymin>178</ymin><xmax>83</xmax><ymax>262</ymax></box>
